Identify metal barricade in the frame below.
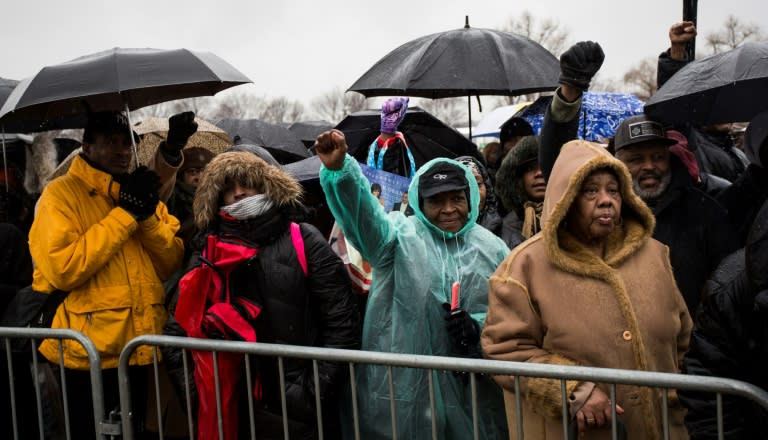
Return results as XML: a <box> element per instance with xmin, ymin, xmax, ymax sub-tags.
<box><xmin>0</xmin><ymin>327</ymin><xmax>107</xmax><ymax>440</ymax></box>
<box><xmin>119</xmin><ymin>335</ymin><xmax>768</xmax><ymax>440</ymax></box>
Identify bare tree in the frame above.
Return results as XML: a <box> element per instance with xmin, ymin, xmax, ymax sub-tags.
<box><xmin>132</xmin><ymin>96</ymin><xmax>216</xmax><ymax>120</ymax></box>
<box><xmin>622</xmin><ymin>57</ymin><xmax>657</xmax><ymax>101</ymax></box>
<box><xmin>498</xmin><ymin>10</ymin><xmax>570</xmax><ymax>105</ymax></box>
<box><xmin>415</xmin><ymin>97</ymin><xmax>468</xmax><ymax>127</ymax></box>
<box><xmin>310</xmin><ymin>87</ymin><xmax>369</xmax><ymax>124</ymax></box>
<box><xmin>501</xmin><ymin>10</ymin><xmax>569</xmax><ymax>57</ymax></box>
<box><xmin>706</xmin><ymin>15</ymin><xmax>765</xmax><ymax>54</ymax></box>
<box><xmin>255</xmin><ymin>96</ymin><xmax>305</xmax><ymax>124</ymax></box>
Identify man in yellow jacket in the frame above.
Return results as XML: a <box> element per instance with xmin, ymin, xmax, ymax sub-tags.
<box><xmin>28</xmin><ymin>111</ymin><xmax>184</xmax><ymax>438</ymax></box>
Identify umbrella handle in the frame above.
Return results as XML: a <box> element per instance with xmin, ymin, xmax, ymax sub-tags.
<box><xmin>123</xmin><ymin>103</ymin><xmax>140</xmax><ymax>168</ymax></box>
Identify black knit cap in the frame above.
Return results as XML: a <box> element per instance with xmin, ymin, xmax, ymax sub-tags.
<box><xmin>419</xmin><ymin>162</ymin><xmax>468</xmax><ymax>198</ymax></box>
<box><xmin>499</xmin><ymin>117</ymin><xmax>534</xmax><ymax>146</ymax></box>
<box><xmin>83</xmin><ymin>111</ymin><xmax>139</xmax><ymax>143</ymax></box>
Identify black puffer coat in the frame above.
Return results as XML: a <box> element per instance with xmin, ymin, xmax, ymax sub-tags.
<box><xmin>164</xmin><ymin>216</ymin><xmax>361</xmax><ymax>439</ymax></box>
<box><xmin>680</xmin><ymin>200</ymin><xmax>768</xmax><ymax>439</ymax></box>
<box><xmin>163</xmin><ymin>152</ymin><xmax>361</xmax><ymax>439</ymax></box>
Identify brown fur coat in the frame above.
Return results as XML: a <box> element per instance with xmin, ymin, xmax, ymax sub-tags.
<box><xmin>481</xmin><ymin>140</ymin><xmax>692</xmax><ymax>440</ymax></box>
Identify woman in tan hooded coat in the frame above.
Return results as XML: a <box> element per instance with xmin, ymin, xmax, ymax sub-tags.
<box><xmin>482</xmin><ymin>140</ymin><xmax>692</xmax><ymax>439</ymax></box>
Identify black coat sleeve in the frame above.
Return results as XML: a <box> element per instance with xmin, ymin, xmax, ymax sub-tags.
<box><xmin>540</xmin><ymin>97</ymin><xmax>580</xmax><ymax>182</ymax></box>
<box><xmin>680</xmin><ymin>254</ymin><xmax>752</xmax><ymax>439</ymax></box>
<box><xmin>301</xmin><ymin>223</ymin><xmax>362</xmax><ymax>400</ymax></box>
<box><xmin>657</xmin><ymin>49</ymin><xmax>690</xmax><ymax>89</ymax></box>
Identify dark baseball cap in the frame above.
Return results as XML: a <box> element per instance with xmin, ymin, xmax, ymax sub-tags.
<box><xmin>614</xmin><ymin>115</ymin><xmax>676</xmax><ymax>152</ymax></box>
<box><xmin>419</xmin><ymin>162</ymin><xmax>469</xmax><ymax>199</ymax></box>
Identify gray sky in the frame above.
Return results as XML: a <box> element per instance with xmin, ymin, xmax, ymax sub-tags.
<box><xmin>1</xmin><ymin>0</ymin><xmax>763</xmax><ymax>107</ymax></box>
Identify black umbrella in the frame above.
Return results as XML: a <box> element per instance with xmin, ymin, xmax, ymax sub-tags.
<box><xmin>348</xmin><ymin>17</ymin><xmax>559</xmax><ymax>134</ymax></box>
<box><xmin>214</xmin><ymin>118</ymin><xmax>310</xmax><ymax>165</ymax></box>
<box><xmin>0</xmin><ymin>48</ymin><xmax>252</xmax><ymax>133</ymax></box>
<box><xmin>645</xmin><ymin>40</ymin><xmax>768</xmax><ymax>126</ymax></box>
<box><xmin>335</xmin><ymin>106</ymin><xmax>481</xmax><ymax>169</ymax></box>
<box><xmin>0</xmin><ymin>78</ymin><xmax>18</xmax><ymax>109</ymax></box>
<box><xmin>1</xmin><ymin>78</ymin><xmax>20</xmax><ymax>191</ymax></box>
<box><xmin>289</xmin><ymin>120</ymin><xmax>334</xmax><ymax>147</ymax></box>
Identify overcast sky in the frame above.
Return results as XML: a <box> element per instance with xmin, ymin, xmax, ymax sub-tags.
<box><xmin>1</xmin><ymin>0</ymin><xmax>763</xmax><ymax>108</ymax></box>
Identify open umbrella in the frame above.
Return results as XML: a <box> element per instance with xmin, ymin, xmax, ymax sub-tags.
<box><xmin>472</xmin><ymin>102</ymin><xmax>532</xmax><ymax>138</ymax></box>
<box><xmin>1</xmin><ymin>78</ymin><xmax>20</xmax><ymax>192</ymax></box>
<box><xmin>133</xmin><ymin>116</ymin><xmax>232</xmax><ymax>165</ymax></box>
<box><xmin>335</xmin><ymin>106</ymin><xmax>481</xmax><ymax>168</ymax></box>
<box><xmin>645</xmin><ymin>40</ymin><xmax>768</xmax><ymax>126</ymax></box>
<box><xmin>0</xmin><ymin>48</ymin><xmax>251</xmax><ymax>133</ymax></box>
<box><xmin>214</xmin><ymin>118</ymin><xmax>310</xmax><ymax>165</ymax></box>
<box><xmin>0</xmin><ymin>78</ymin><xmax>17</xmax><ymax>108</ymax></box>
<box><xmin>288</xmin><ymin>120</ymin><xmax>334</xmax><ymax>147</ymax></box>
<box><xmin>348</xmin><ymin>17</ymin><xmax>559</xmax><ymax>135</ymax></box>
<box><xmin>515</xmin><ymin>91</ymin><xmax>645</xmax><ymax>141</ymax></box>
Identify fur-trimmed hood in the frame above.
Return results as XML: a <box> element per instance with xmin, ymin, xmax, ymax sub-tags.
<box><xmin>542</xmin><ymin>140</ymin><xmax>656</xmax><ymax>270</ymax></box>
<box><xmin>193</xmin><ymin>151</ymin><xmax>303</xmax><ymax>229</ymax></box>
<box><xmin>495</xmin><ymin>135</ymin><xmax>540</xmax><ymax>215</ymax></box>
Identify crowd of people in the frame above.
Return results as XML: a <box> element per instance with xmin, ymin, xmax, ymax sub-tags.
<box><xmin>1</xmin><ymin>19</ymin><xmax>767</xmax><ymax>440</ymax></box>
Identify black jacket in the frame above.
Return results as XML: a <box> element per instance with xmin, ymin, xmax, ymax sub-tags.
<box><xmin>680</xmin><ymin>201</ymin><xmax>768</xmax><ymax>439</ymax></box>
<box><xmin>645</xmin><ymin>158</ymin><xmax>736</xmax><ymax>312</ymax></box>
<box><xmin>164</xmin><ymin>215</ymin><xmax>361</xmax><ymax>437</ymax></box>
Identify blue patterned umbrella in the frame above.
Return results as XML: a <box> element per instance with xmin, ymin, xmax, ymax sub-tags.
<box><xmin>515</xmin><ymin>92</ymin><xmax>645</xmax><ymax>141</ymax></box>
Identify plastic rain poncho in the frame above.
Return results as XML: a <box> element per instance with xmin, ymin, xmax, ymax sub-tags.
<box><xmin>320</xmin><ymin>155</ymin><xmax>509</xmax><ymax>439</ymax></box>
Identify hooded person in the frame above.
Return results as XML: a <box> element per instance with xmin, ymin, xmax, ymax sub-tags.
<box><xmin>166</xmin><ymin>147</ymin><xmax>215</xmax><ymax>247</ymax></box>
<box><xmin>163</xmin><ymin>151</ymin><xmax>361</xmax><ymax>440</ymax></box>
<box><xmin>482</xmin><ymin>140</ymin><xmax>691</xmax><ymax>439</ymax></box>
<box><xmin>315</xmin><ymin>129</ymin><xmax>509</xmax><ymax>439</ymax></box>
<box><xmin>456</xmin><ymin>155</ymin><xmax>503</xmax><ymax>236</ymax></box>
<box><xmin>494</xmin><ymin>135</ymin><xmax>547</xmax><ymax>249</ymax></box>
<box><xmin>680</xmin><ymin>199</ymin><xmax>768</xmax><ymax>439</ymax></box>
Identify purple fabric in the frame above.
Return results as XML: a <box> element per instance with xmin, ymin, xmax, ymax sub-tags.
<box><xmin>380</xmin><ymin>97</ymin><xmax>409</xmax><ymax>134</ymax></box>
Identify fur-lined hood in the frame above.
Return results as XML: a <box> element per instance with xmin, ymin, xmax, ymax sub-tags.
<box><xmin>495</xmin><ymin>135</ymin><xmax>540</xmax><ymax>215</ymax></box>
<box><xmin>542</xmin><ymin>140</ymin><xmax>656</xmax><ymax>270</ymax></box>
<box><xmin>193</xmin><ymin>151</ymin><xmax>303</xmax><ymax>229</ymax></box>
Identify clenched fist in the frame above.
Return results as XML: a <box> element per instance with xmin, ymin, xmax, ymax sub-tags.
<box><xmin>314</xmin><ymin>129</ymin><xmax>348</xmax><ymax>171</ymax></box>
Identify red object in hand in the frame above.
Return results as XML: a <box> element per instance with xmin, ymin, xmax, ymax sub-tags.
<box><xmin>451</xmin><ymin>281</ymin><xmax>460</xmax><ymax>311</ymax></box>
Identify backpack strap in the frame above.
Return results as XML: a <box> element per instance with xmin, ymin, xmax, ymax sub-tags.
<box><xmin>290</xmin><ymin>222</ymin><xmax>308</xmax><ymax>276</ymax></box>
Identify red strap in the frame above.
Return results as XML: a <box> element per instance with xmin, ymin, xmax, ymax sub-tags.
<box><xmin>290</xmin><ymin>223</ymin><xmax>308</xmax><ymax>276</ymax></box>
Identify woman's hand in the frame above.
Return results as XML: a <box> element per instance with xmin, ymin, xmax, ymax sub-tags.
<box><xmin>576</xmin><ymin>387</ymin><xmax>624</xmax><ymax>432</ymax></box>
<box><xmin>314</xmin><ymin>129</ymin><xmax>348</xmax><ymax>171</ymax></box>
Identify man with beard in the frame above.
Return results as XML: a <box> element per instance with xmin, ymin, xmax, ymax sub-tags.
<box><xmin>613</xmin><ymin>115</ymin><xmax>736</xmax><ymax>312</ymax></box>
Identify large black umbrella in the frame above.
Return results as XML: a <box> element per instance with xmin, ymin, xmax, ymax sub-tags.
<box><xmin>0</xmin><ymin>48</ymin><xmax>252</xmax><ymax>133</ymax></box>
<box><xmin>289</xmin><ymin>120</ymin><xmax>334</xmax><ymax>147</ymax></box>
<box><xmin>348</xmin><ymin>18</ymin><xmax>559</xmax><ymax>134</ymax></box>
<box><xmin>645</xmin><ymin>40</ymin><xmax>768</xmax><ymax>126</ymax></box>
<box><xmin>335</xmin><ymin>106</ymin><xmax>481</xmax><ymax>169</ymax></box>
<box><xmin>215</xmin><ymin>118</ymin><xmax>310</xmax><ymax>165</ymax></box>
<box><xmin>0</xmin><ymin>78</ymin><xmax>18</xmax><ymax>109</ymax></box>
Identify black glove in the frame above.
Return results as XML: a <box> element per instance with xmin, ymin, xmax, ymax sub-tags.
<box><xmin>165</xmin><ymin>111</ymin><xmax>198</xmax><ymax>153</ymax></box>
<box><xmin>442</xmin><ymin>303</ymin><xmax>480</xmax><ymax>358</ymax></box>
<box><xmin>118</xmin><ymin>166</ymin><xmax>160</xmax><ymax>220</ymax></box>
<box><xmin>559</xmin><ymin>41</ymin><xmax>605</xmax><ymax>91</ymax></box>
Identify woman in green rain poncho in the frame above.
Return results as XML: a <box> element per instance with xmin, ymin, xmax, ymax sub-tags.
<box><xmin>315</xmin><ymin>129</ymin><xmax>509</xmax><ymax>439</ymax></box>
